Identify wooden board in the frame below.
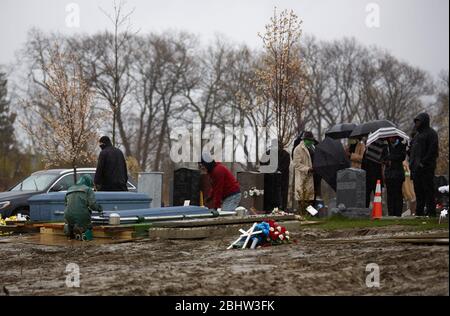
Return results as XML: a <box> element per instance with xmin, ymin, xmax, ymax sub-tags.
<box><xmin>0</xmin><ymin>224</ymin><xmax>40</xmax><ymax>234</ymax></box>
<box><xmin>37</xmin><ymin>222</ymin><xmax>149</xmax><ymax>240</ymax></box>
<box><xmin>148</xmin><ymin>220</ymin><xmax>302</xmax><ymax>240</ymax></box>
<box><xmin>150</xmin><ymin>214</ymin><xmax>297</xmax><ymax>228</ymax></box>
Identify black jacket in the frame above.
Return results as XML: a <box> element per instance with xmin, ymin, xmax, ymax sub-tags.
<box><xmin>383</xmin><ymin>141</ymin><xmax>406</xmax><ymax>181</ymax></box>
<box><xmin>409</xmin><ymin>113</ymin><xmax>439</xmax><ymax>178</ymax></box>
<box><xmin>94</xmin><ymin>142</ymin><xmax>128</xmax><ymax>191</ymax></box>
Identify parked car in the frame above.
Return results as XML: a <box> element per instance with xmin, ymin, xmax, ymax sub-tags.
<box><xmin>0</xmin><ymin>168</ymin><xmax>137</xmax><ymax>218</ymax></box>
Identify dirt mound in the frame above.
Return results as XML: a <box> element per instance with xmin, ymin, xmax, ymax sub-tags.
<box><xmin>0</xmin><ymin>226</ymin><xmax>448</xmax><ymax>296</ymax></box>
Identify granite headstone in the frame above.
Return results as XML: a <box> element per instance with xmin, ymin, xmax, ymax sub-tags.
<box><xmin>336</xmin><ymin>168</ymin><xmax>366</xmax><ymax>209</ymax></box>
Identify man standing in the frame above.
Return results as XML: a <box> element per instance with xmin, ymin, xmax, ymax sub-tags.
<box><xmin>293</xmin><ymin>132</ymin><xmax>315</xmax><ymax>213</ymax></box>
<box><xmin>94</xmin><ymin>136</ymin><xmax>128</xmax><ymax>191</ymax></box>
<box><xmin>200</xmin><ymin>155</ymin><xmax>241</xmax><ymax>212</ymax></box>
<box><xmin>302</xmin><ymin>132</ymin><xmax>321</xmax><ymax>203</ymax></box>
<box><xmin>409</xmin><ymin>113</ymin><xmax>439</xmax><ymax>217</ymax></box>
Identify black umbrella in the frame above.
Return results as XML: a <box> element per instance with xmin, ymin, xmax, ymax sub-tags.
<box><xmin>325</xmin><ymin>123</ymin><xmax>357</xmax><ymax>139</ymax></box>
<box><xmin>349</xmin><ymin>120</ymin><xmax>396</xmax><ymax>138</ymax></box>
<box><xmin>313</xmin><ymin>137</ymin><xmax>350</xmax><ymax>191</ymax></box>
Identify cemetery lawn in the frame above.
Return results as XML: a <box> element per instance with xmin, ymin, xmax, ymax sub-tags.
<box><xmin>307</xmin><ymin>216</ymin><xmax>448</xmax><ymax>231</ymax></box>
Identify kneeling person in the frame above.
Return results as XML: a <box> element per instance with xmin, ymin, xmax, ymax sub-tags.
<box><xmin>64</xmin><ymin>175</ymin><xmax>103</xmax><ymax>240</ymax></box>
<box><xmin>200</xmin><ymin>156</ymin><xmax>241</xmax><ymax>212</ymax></box>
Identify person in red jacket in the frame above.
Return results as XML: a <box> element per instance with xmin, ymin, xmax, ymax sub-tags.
<box><xmin>200</xmin><ymin>155</ymin><xmax>241</xmax><ymax>211</ymax></box>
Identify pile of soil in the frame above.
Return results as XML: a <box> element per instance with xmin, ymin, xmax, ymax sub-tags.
<box><xmin>0</xmin><ymin>225</ymin><xmax>448</xmax><ymax>295</ymax></box>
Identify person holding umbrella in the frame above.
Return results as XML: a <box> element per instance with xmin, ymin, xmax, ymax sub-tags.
<box><xmin>382</xmin><ymin>137</ymin><xmax>407</xmax><ymax>217</ymax></box>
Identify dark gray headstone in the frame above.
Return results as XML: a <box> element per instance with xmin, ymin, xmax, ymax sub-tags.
<box><xmin>237</xmin><ymin>171</ymin><xmax>264</xmax><ymax>212</ymax></box>
<box><xmin>173</xmin><ymin>168</ymin><xmax>200</xmax><ymax>206</ymax></box>
<box><xmin>337</xmin><ymin>168</ymin><xmax>366</xmax><ymax>209</ymax></box>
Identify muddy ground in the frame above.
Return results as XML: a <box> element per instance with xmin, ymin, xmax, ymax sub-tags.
<box><xmin>0</xmin><ymin>225</ymin><xmax>448</xmax><ymax>296</ymax></box>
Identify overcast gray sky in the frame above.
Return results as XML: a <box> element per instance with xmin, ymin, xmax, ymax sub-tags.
<box><xmin>0</xmin><ymin>0</ymin><xmax>448</xmax><ymax>76</ymax></box>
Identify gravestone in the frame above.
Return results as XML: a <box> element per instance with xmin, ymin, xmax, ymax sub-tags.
<box><xmin>263</xmin><ymin>171</ymin><xmax>282</xmax><ymax>213</ymax></box>
<box><xmin>336</xmin><ymin>168</ymin><xmax>366</xmax><ymax>209</ymax></box>
<box><xmin>237</xmin><ymin>171</ymin><xmax>264</xmax><ymax>212</ymax></box>
<box><xmin>138</xmin><ymin>172</ymin><xmax>163</xmax><ymax>208</ymax></box>
<box><xmin>173</xmin><ymin>168</ymin><xmax>200</xmax><ymax>206</ymax></box>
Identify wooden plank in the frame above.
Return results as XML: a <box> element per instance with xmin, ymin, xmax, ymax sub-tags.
<box><xmin>151</xmin><ymin>215</ymin><xmax>297</xmax><ymax>228</ymax></box>
<box><xmin>37</xmin><ymin>222</ymin><xmax>139</xmax><ymax>240</ymax></box>
<box><xmin>149</xmin><ymin>220</ymin><xmax>302</xmax><ymax>240</ymax></box>
<box><xmin>394</xmin><ymin>238</ymin><xmax>449</xmax><ymax>245</ymax></box>
<box><xmin>0</xmin><ymin>225</ymin><xmax>40</xmax><ymax>233</ymax></box>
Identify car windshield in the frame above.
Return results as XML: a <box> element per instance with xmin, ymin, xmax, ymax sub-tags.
<box><xmin>10</xmin><ymin>173</ymin><xmax>59</xmax><ymax>191</ymax></box>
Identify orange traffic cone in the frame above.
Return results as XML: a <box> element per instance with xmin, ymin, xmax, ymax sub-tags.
<box><xmin>371</xmin><ymin>180</ymin><xmax>383</xmax><ymax>220</ymax></box>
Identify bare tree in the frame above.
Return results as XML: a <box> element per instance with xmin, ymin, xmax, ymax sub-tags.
<box><xmin>96</xmin><ymin>0</ymin><xmax>136</xmax><ymax>150</ymax></box>
<box><xmin>135</xmin><ymin>32</ymin><xmax>195</xmax><ymax>171</ymax></box>
<box><xmin>360</xmin><ymin>51</ymin><xmax>433</xmax><ymax>129</ymax></box>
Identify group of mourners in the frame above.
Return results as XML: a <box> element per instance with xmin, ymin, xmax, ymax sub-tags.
<box><xmin>292</xmin><ymin>112</ymin><xmax>439</xmax><ymax>218</ymax></box>
<box><xmin>63</xmin><ymin>111</ymin><xmax>440</xmax><ymax>240</ymax></box>
<box><xmin>200</xmin><ymin>111</ymin><xmax>441</xmax><ymax>220</ymax></box>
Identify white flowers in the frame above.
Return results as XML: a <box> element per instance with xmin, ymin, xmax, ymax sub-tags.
<box><xmin>248</xmin><ymin>187</ymin><xmax>264</xmax><ymax>197</ymax></box>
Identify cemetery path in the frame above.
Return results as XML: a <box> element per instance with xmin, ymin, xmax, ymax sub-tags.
<box><xmin>0</xmin><ymin>225</ymin><xmax>448</xmax><ymax>296</ymax></box>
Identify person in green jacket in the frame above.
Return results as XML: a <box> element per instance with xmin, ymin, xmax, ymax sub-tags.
<box><xmin>64</xmin><ymin>175</ymin><xmax>103</xmax><ymax>240</ymax></box>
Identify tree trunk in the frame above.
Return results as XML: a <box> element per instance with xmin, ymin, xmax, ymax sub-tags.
<box><xmin>73</xmin><ymin>165</ymin><xmax>77</xmax><ymax>185</ymax></box>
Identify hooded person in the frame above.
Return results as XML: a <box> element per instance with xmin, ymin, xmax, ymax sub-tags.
<box><xmin>199</xmin><ymin>153</ymin><xmax>241</xmax><ymax>212</ymax></box>
<box><xmin>409</xmin><ymin>112</ymin><xmax>439</xmax><ymax>217</ymax></box>
<box><xmin>94</xmin><ymin>136</ymin><xmax>128</xmax><ymax>191</ymax></box>
<box><xmin>293</xmin><ymin>131</ymin><xmax>315</xmax><ymax>213</ymax></box>
<box><xmin>64</xmin><ymin>175</ymin><xmax>103</xmax><ymax>240</ymax></box>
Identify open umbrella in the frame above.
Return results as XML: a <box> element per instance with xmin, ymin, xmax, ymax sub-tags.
<box><xmin>366</xmin><ymin>127</ymin><xmax>410</xmax><ymax>147</ymax></box>
<box><xmin>313</xmin><ymin>137</ymin><xmax>350</xmax><ymax>191</ymax></box>
<box><xmin>325</xmin><ymin>123</ymin><xmax>357</xmax><ymax>139</ymax></box>
<box><xmin>349</xmin><ymin>120</ymin><xmax>396</xmax><ymax>138</ymax></box>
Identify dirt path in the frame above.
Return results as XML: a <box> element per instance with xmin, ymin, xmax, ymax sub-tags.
<box><xmin>0</xmin><ymin>226</ymin><xmax>448</xmax><ymax>296</ymax></box>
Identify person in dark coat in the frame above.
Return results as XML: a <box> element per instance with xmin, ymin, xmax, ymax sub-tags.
<box><xmin>361</xmin><ymin>136</ymin><xmax>384</xmax><ymax>208</ymax></box>
<box><xmin>382</xmin><ymin>137</ymin><xmax>407</xmax><ymax>217</ymax></box>
<box><xmin>261</xmin><ymin>141</ymin><xmax>291</xmax><ymax>212</ymax></box>
<box><xmin>409</xmin><ymin>112</ymin><xmax>439</xmax><ymax>217</ymax></box>
<box><xmin>200</xmin><ymin>155</ymin><xmax>241</xmax><ymax>211</ymax></box>
<box><xmin>94</xmin><ymin>136</ymin><xmax>128</xmax><ymax>191</ymax></box>
<box><xmin>278</xmin><ymin>147</ymin><xmax>291</xmax><ymax>211</ymax></box>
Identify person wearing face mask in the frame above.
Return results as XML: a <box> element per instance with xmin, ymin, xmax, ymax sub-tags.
<box><xmin>94</xmin><ymin>136</ymin><xmax>128</xmax><ymax>191</ymax></box>
<box><xmin>293</xmin><ymin>131</ymin><xmax>316</xmax><ymax>213</ymax></box>
<box><xmin>382</xmin><ymin>137</ymin><xmax>407</xmax><ymax>217</ymax></box>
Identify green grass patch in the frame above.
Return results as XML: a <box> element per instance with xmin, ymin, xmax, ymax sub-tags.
<box><xmin>307</xmin><ymin>215</ymin><xmax>448</xmax><ymax>231</ymax></box>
